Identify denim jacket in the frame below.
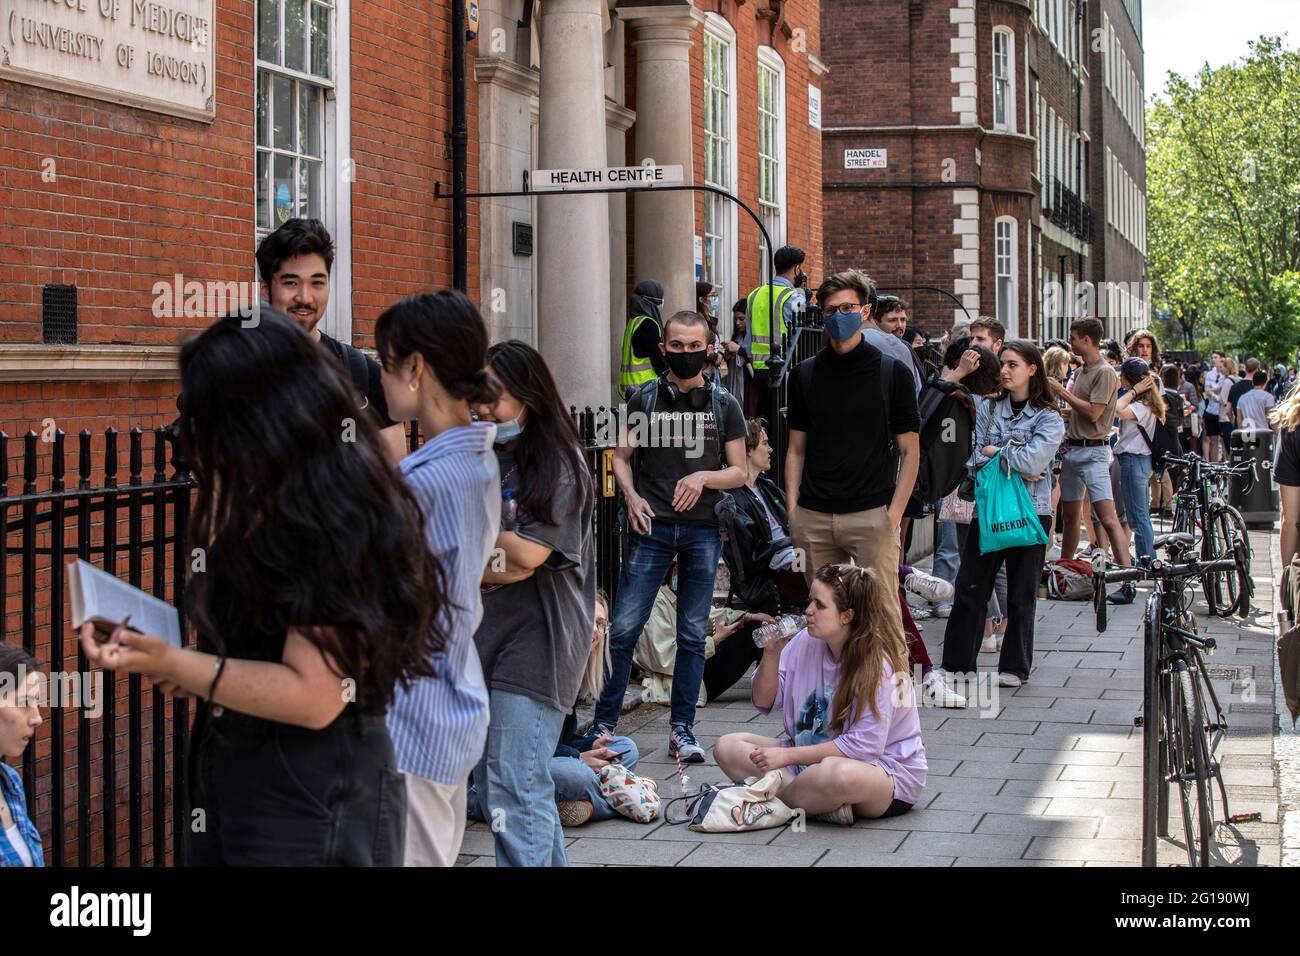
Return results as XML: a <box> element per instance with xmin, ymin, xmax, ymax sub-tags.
<box><xmin>969</xmin><ymin>397</ymin><xmax>1066</xmax><ymax>516</ymax></box>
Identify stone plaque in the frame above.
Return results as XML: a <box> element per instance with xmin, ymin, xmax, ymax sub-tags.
<box><xmin>1</xmin><ymin>0</ymin><xmax>216</xmax><ymax>121</ymax></box>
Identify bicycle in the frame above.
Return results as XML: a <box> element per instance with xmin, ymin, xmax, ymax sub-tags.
<box><xmin>1093</xmin><ymin>533</ymin><xmax>1257</xmax><ymax>866</ymax></box>
<box><xmin>1162</xmin><ymin>453</ymin><xmax>1255</xmax><ymax>618</ymax></box>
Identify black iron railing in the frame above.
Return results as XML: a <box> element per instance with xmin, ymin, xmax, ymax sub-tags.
<box><xmin>1050</xmin><ymin>177</ymin><xmax>1096</xmax><ymax>244</ymax></box>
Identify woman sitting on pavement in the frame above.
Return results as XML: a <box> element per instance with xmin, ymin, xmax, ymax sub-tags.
<box><xmin>714</xmin><ymin>563</ymin><xmax>926</xmax><ymax>825</ymax></box>
<box><xmin>939</xmin><ymin>341</ymin><xmax>1065</xmax><ymax>689</ymax></box>
<box><xmin>0</xmin><ymin>645</ymin><xmax>44</xmax><ymax>867</ymax></box>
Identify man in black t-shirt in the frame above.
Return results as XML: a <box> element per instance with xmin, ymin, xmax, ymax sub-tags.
<box><xmin>785</xmin><ymin>270</ymin><xmax>921</xmax><ymax>614</ymax></box>
<box><xmin>592</xmin><ymin>311</ymin><xmax>747</xmax><ymax>764</ymax></box>
<box><xmin>1225</xmin><ymin>357</ymin><xmax>1261</xmax><ymax>429</ymax></box>
<box><xmin>256</xmin><ymin>219</ymin><xmax>407</xmax><ymax>465</ymax></box>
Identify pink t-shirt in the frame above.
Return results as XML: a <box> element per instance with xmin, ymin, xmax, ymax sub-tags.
<box><xmin>762</xmin><ymin>630</ymin><xmax>927</xmax><ymax>804</ymax></box>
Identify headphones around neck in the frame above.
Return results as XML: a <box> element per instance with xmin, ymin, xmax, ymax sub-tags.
<box><xmin>658</xmin><ymin>374</ymin><xmax>715</xmax><ymax>410</ymax></box>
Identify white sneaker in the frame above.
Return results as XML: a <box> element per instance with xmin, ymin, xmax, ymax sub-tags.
<box><xmin>997</xmin><ymin>672</ymin><xmax>1024</xmax><ymax>688</ymax></box>
<box><xmin>980</xmin><ymin>634</ymin><xmax>1003</xmax><ymax>654</ymax></box>
<box><xmin>813</xmin><ymin>803</ymin><xmax>856</xmax><ymax>826</ymax></box>
<box><xmin>923</xmin><ymin>670</ymin><xmax>967</xmax><ymax>708</ymax></box>
<box><xmin>934</xmin><ymin>604</ymin><xmax>952</xmax><ymax>619</ymax></box>
<box><xmin>904</xmin><ymin>570</ymin><xmax>955</xmax><ymax>604</ymax></box>
<box><xmin>911</xmin><ymin>605</ymin><xmax>933</xmax><ymax>620</ymax></box>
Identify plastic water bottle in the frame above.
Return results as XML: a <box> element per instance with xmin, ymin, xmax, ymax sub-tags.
<box><xmin>753</xmin><ymin>614</ymin><xmax>806</xmax><ymax>648</ymax></box>
<box><xmin>501</xmin><ymin>489</ymin><xmax>518</xmax><ymax>532</ymax></box>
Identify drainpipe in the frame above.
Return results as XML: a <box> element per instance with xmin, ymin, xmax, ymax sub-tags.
<box><xmin>452</xmin><ymin>0</ymin><xmax>469</xmax><ymax>292</ymax></box>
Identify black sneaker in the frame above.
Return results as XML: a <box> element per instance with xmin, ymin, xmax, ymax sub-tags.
<box><xmin>1107</xmin><ymin>581</ymin><xmax>1137</xmax><ymax>605</ymax></box>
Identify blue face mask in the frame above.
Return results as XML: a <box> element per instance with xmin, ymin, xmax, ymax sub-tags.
<box><xmin>824</xmin><ymin>310</ymin><xmax>863</xmax><ymax>342</ymax></box>
<box><xmin>493</xmin><ymin>414</ymin><xmax>523</xmax><ymax>444</ymax></box>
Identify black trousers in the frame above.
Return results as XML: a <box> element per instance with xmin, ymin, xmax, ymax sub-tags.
<box><xmin>704</xmin><ymin>620</ymin><xmax>763</xmax><ymax>702</ymax></box>
<box><xmin>940</xmin><ymin>514</ymin><xmax>1052</xmax><ymax>680</ymax></box>
<box><xmin>186</xmin><ymin>704</ymin><xmax>405</xmax><ymax>866</ymax></box>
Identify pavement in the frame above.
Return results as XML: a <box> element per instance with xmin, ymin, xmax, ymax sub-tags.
<box><xmin>459</xmin><ymin>529</ymin><xmax>1294</xmax><ymax>867</ymax></box>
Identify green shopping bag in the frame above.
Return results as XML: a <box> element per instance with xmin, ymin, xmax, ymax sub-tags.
<box><xmin>975</xmin><ymin>451</ymin><xmax>1048</xmax><ymax>554</ymax></box>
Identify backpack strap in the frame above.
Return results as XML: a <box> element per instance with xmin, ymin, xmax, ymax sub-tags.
<box><xmin>880</xmin><ymin>353</ymin><xmax>896</xmax><ymax>452</ymax></box>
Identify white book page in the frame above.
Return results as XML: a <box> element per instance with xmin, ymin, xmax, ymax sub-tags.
<box><xmin>69</xmin><ymin>560</ymin><xmax>182</xmax><ymax>648</ymax></box>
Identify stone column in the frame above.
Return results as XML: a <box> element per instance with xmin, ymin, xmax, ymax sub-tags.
<box><xmin>537</xmin><ymin>0</ymin><xmax>611</xmax><ymax>411</ymax></box>
<box><xmin>621</xmin><ymin>4</ymin><xmax>702</xmax><ymax>317</ymax></box>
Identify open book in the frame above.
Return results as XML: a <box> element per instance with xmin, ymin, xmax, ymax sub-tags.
<box><xmin>67</xmin><ymin>559</ymin><xmax>183</xmax><ymax>648</ymax></box>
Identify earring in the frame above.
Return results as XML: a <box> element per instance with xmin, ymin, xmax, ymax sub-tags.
<box><xmin>408</xmin><ymin>380</ymin><xmax>418</xmax><ymax>392</ymax></box>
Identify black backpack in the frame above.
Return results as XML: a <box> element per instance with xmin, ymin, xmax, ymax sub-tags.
<box><xmin>911</xmin><ymin>378</ymin><xmax>977</xmax><ymax>507</ymax></box>
<box><xmin>1137</xmin><ymin>406</ymin><xmax>1181</xmax><ymax>469</ymax></box>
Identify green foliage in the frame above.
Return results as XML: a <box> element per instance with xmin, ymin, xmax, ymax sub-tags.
<box><xmin>1147</xmin><ymin>37</ymin><xmax>1300</xmax><ymax>360</ymax></box>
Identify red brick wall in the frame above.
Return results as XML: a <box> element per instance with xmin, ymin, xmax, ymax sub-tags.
<box><xmin>687</xmin><ymin>0</ymin><xmax>823</xmax><ymax>304</ymax></box>
<box><xmin>349</xmin><ymin>0</ymin><xmax>480</xmax><ymax>343</ymax></box>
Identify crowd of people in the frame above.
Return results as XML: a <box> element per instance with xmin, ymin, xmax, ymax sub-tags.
<box><xmin>3</xmin><ymin>226</ymin><xmax>1299</xmax><ymax>869</ymax></box>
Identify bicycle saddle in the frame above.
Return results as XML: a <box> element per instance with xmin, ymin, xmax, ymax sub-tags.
<box><xmin>1154</xmin><ymin>532</ymin><xmax>1194</xmax><ymax>549</ymax></box>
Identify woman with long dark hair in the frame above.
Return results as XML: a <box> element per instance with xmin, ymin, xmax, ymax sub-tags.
<box><xmin>1112</xmin><ymin>358</ymin><xmax>1167</xmax><ymax>579</ymax></box>
<box><xmin>80</xmin><ymin>308</ymin><xmax>446</xmax><ymax>865</ymax></box>
<box><xmin>471</xmin><ymin>339</ymin><xmax>595</xmax><ymax>867</ymax></box>
<box><xmin>714</xmin><ymin>563</ymin><xmax>926</xmax><ymax>825</ymax></box>
<box><xmin>939</xmin><ymin>341</ymin><xmax>1064</xmax><ymax>688</ymax></box>
<box><xmin>376</xmin><ymin>289</ymin><xmax>504</xmax><ymax>867</ymax></box>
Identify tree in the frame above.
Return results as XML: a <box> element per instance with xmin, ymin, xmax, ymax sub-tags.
<box><xmin>1147</xmin><ymin>38</ymin><xmax>1300</xmax><ymax>360</ymax></box>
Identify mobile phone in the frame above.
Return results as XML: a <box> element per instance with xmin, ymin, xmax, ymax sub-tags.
<box><xmin>640</xmin><ymin>512</ymin><xmax>653</xmax><ymax>535</ymax></box>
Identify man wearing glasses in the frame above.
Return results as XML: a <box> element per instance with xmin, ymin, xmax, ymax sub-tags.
<box><xmin>784</xmin><ymin>269</ymin><xmax>921</xmax><ymax>615</ymax></box>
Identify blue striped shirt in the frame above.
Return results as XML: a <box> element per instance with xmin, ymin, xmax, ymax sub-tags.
<box><xmin>0</xmin><ymin>763</ymin><xmax>43</xmax><ymax>867</ymax></box>
<box><xmin>387</xmin><ymin>422</ymin><xmax>500</xmax><ymax>785</ymax></box>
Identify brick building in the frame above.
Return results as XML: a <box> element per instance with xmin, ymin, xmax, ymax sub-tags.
<box><xmin>1</xmin><ymin>0</ymin><xmax>822</xmax><ymax>865</ymax></box>
<box><xmin>820</xmin><ymin>0</ymin><xmax>1146</xmax><ymax>343</ymax></box>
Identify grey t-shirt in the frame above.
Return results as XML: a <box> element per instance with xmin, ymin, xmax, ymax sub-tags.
<box><xmin>474</xmin><ymin>451</ymin><xmax>596</xmax><ymax>712</ymax></box>
<box><xmin>863</xmin><ymin>327</ymin><xmax>922</xmax><ymax>394</ymax></box>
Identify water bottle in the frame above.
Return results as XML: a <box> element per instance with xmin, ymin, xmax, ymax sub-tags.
<box><xmin>501</xmin><ymin>489</ymin><xmax>518</xmax><ymax>532</ymax></box>
<box><xmin>753</xmin><ymin>614</ymin><xmax>806</xmax><ymax>648</ymax></box>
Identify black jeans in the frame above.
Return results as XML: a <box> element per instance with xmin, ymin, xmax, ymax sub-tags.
<box><xmin>704</xmin><ymin>620</ymin><xmax>763</xmax><ymax>702</ymax></box>
<box><xmin>940</xmin><ymin>514</ymin><xmax>1052</xmax><ymax>681</ymax></box>
<box><xmin>186</xmin><ymin>704</ymin><xmax>405</xmax><ymax>866</ymax></box>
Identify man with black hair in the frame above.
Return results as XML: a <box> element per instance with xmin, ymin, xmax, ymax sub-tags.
<box><xmin>743</xmin><ymin>245</ymin><xmax>808</xmax><ymax>419</ymax></box>
<box><xmin>1226</xmin><ymin>357</ymin><xmax>1262</xmax><ymax>428</ymax></box>
<box><xmin>255</xmin><ymin>218</ymin><xmax>407</xmax><ymax>465</ymax></box>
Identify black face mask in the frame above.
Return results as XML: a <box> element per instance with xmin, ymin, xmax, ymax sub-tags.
<box><xmin>664</xmin><ymin>348</ymin><xmax>708</xmax><ymax>380</ymax></box>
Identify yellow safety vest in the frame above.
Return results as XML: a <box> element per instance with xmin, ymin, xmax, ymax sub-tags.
<box><xmin>619</xmin><ymin>313</ymin><xmax>659</xmax><ymax>399</ymax></box>
<box><xmin>745</xmin><ymin>285</ymin><xmax>795</xmax><ymax>371</ymax></box>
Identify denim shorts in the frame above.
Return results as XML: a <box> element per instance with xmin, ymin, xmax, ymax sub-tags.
<box><xmin>1058</xmin><ymin>445</ymin><xmax>1114</xmax><ymax>504</ymax></box>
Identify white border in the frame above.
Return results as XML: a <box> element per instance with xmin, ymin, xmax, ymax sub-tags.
<box><xmin>757</xmin><ymin>45</ymin><xmax>787</xmax><ymax>254</ymax></box>
<box><xmin>703</xmin><ymin>12</ymin><xmax>737</xmax><ymax>304</ymax></box>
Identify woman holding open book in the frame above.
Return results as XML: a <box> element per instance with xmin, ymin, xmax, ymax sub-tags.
<box><xmin>80</xmin><ymin>308</ymin><xmax>450</xmax><ymax>866</ymax></box>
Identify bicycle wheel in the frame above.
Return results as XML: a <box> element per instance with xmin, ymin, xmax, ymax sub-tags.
<box><xmin>1141</xmin><ymin>596</ymin><xmax>1161</xmax><ymax>866</ymax></box>
<box><xmin>1207</xmin><ymin>507</ymin><xmax>1249</xmax><ymax>617</ymax></box>
<box><xmin>1170</xmin><ymin>660</ymin><xmax>1215</xmax><ymax>866</ymax></box>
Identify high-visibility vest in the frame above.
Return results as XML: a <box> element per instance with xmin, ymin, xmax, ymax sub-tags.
<box><xmin>619</xmin><ymin>313</ymin><xmax>659</xmax><ymax>399</ymax></box>
<box><xmin>745</xmin><ymin>285</ymin><xmax>795</xmax><ymax>371</ymax></box>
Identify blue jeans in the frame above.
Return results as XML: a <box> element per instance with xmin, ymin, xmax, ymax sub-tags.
<box><xmin>1118</xmin><ymin>452</ymin><xmax>1154</xmax><ymax>561</ymax></box>
<box><xmin>468</xmin><ymin>736</ymin><xmax>640</xmax><ymax>824</ymax></box>
<box><xmin>932</xmin><ymin>520</ymin><xmax>960</xmax><ymax>609</ymax></box>
<box><xmin>471</xmin><ymin>689</ymin><xmax>568</xmax><ymax>867</ymax></box>
<box><xmin>594</xmin><ymin>520</ymin><xmax>722</xmax><ymax>730</ymax></box>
